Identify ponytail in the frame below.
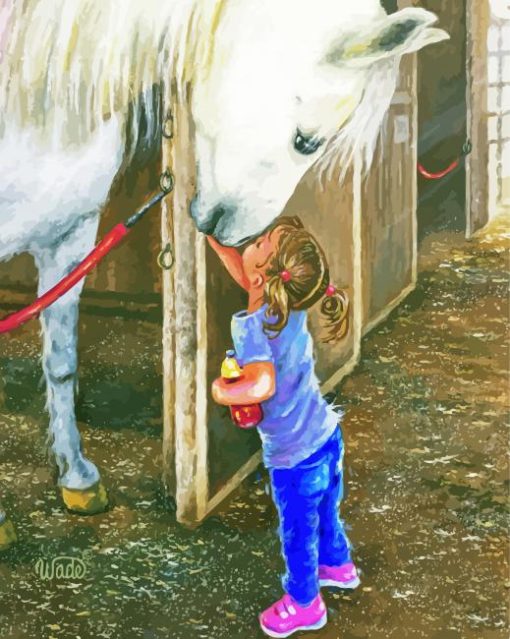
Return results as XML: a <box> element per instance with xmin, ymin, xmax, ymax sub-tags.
<box><xmin>260</xmin><ymin>218</ymin><xmax>350</xmax><ymax>343</ymax></box>
<box><xmin>263</xmin><ymin>272</ymin><xmax>290</xmax><ymax>336</ymax></box>
<box><xmin>320</xmin><ymin>287</ymin><xmax>349</xmax><ymax>343</ymax></box>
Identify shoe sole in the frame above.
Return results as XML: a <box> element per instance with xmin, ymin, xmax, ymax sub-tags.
<box><xmin>319</xmin><ymin>576</ymin><xmax>361</xmax><ymax>590</ymax></box>
<box><xmin>260</xmin><ymin>613</ymin><xmax>327</xmax><ymax>638</ymax></box>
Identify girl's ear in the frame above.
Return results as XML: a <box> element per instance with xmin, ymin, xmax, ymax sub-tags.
<box><xmin>251</xmin><ymin>272</ymin><xmax>265</xmax><ymax>289</ymax></box>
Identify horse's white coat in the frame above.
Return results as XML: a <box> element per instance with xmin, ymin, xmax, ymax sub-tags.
<box><xmin>0</xmin><ymin>1</ymin><xmax>447</xmax><ymax>500</ymax></box>
<box><xmin>0</xmin><ymin>120</ymin><xmax>123</xmax><ymax>259</ymax></box>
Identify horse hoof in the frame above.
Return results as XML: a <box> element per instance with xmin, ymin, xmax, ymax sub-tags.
<box><xmin>0</xmin><ymin>519</ymin><xmax>17</xmax><ymax>550</ymax></box>
<box><xmin>61</xmin><ymin>482</ymin><xmax>109</xmax><ymax>515</ymax></box>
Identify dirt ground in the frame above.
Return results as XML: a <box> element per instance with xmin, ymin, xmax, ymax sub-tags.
<box><xmin>0</xmin><ymin>216</ymin><xmax>508</xmax><ymax>639</ymax></box>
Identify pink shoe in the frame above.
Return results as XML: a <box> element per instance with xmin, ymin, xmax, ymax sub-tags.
<box><xmin>259</xmin><ymin>593</ymin><xmax>327</xmax><ymax>638</ymax></box>
<box><xmin>319</xmin><ymin>561</ymin><xmax>360</xmax><ymax>589</ymax></box>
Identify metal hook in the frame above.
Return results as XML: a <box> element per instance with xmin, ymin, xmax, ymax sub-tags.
<box><xmin>462</xmin><ymin>139</ymin><xmax>472</xmax><ymax>156</ymax></box>
<box><xmin>162</xmin><ymin>111</ymin><xmax>174</xmax><ymax>139</ymax></box>
<box><xmin>160</xmin><ymin>170</ymin><xmax>175</xmax><ymax>195</ymax></box>
<box><xmin>158</xmin><ymin>243</ymin><xmax>175</xmax><ymax>271</ymax></box>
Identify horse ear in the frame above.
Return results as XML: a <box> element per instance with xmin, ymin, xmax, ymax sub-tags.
<box><xmin>323</xmin><ymin>8</ymin><xmax>449</xmax><ymax>67</ymax></box>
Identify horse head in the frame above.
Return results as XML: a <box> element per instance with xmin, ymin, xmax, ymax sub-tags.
<box><xmin>190</xmin><ymin>2</ymin><xmax>448</xmax><ymax>246</ymax></box>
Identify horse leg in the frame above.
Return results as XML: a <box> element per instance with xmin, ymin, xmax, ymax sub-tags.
<box><xmin>33</xmin><ymin>213</ymin><xmax>108</xmax><ymax>515</ymax></box>
<box><xmin>0</xmin><ymin>505</ymin><xmax>17</xmax><ymax>550</ymax></box>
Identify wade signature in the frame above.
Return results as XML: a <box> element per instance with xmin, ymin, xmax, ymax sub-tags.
<box><xmin>35</xmin><ymin>556</ymin><xmax>87</xmax><ymax>580</ymax></box>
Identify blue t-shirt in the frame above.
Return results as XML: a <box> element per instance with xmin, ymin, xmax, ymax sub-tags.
<box><xmin>231</xmin><ymin>304</ymin><xmax>340</xmax><ymax>469</ymax></box>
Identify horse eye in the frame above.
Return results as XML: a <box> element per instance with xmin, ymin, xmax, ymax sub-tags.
<box><xmin>293</xmin><ymin>129</ymin><xmax>324</xmax><ymax>156</ymax></box>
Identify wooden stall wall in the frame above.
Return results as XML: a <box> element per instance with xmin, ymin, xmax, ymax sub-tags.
<box><xmin>361</xmin><ymin>55</ymin><xmax>417</xmax><ymax>333</ymax></box>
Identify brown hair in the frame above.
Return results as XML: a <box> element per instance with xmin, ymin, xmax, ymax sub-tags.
<box><xmin>261</xmin><ymin>216</ymin><xmax>349</xmax><ymax>343</ymax></box>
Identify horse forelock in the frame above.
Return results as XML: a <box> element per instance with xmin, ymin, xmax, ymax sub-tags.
<box><xmin>0</xmin><ymin>0</ymin><xmax>224</xmax><ymax>147</ymax></box>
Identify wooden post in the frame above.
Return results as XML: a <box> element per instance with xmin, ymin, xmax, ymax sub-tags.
<box><xmin>171</xmin><ymin>89</ymin><xmax>209</xmax><ymax>526</ymax></box>
<box><xmin>161</xmin><ymin>96</ymin><xmax>176</xmax><ymax>497</ymax></box>
<box><xmin>411</xmin><ymin>51</ymin><xmax>418</xmax><ymax>287</ymax></box>
<box><xmin>466</xmin><ymin>0</ymin><xmax>491</xmax><ymax>236</ymax></box>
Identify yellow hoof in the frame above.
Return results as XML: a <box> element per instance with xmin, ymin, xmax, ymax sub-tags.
<box><xmin>0</xmin><ymin>519</ymin><xmax>17</xmax><ymax>550</ymax></box>
<box><xmin>61</xmin><ymin>482</ymin><xmax>109</xmax><ymax>515</ymax></box>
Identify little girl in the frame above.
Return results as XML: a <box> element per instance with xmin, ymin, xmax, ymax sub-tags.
<box><xmin>207</xmin><ymin>216</ymin><xmax>360</xmax><ymax>638</ymax></box>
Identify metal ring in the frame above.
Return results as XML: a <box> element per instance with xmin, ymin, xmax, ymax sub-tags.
<box><xmin>158</xmin><ymin>243</ymin><xmax>175</xmax><ymax>271</ymax></box>
<box><xmin>462</xmin><ymin>139</ymin><xmax>472</xmax><ymax>156</ymax></box>
<box><xmin>160</xmin><ymin>170</ymin><xmax>175</xmax><ymax>195</ymax></box>
<box><xmin>162</xmin><ymin>112</ymin><xmax>174</xmax><ymax>139</ymax></box>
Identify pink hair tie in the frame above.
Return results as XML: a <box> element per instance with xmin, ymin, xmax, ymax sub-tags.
<box><xmin>325</xmin><ymin>284</ymin><xmax>336</xmax><ymax>297</ymax></box>
<box><xmin>280</xmin><ymin>270</ymin><xmax>292</xmax><ymax>283</ymax></box>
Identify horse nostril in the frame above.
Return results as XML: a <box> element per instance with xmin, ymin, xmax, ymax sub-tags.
<box><xmin>196</xmin><ymin>204</ymin><xmax>229</xmax><ymax>235</ymax></box>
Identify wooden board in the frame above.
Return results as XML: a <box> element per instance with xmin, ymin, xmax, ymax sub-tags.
<box><xmin>466</xmin><ymin>0</ymin><xmax>491</xmax><ymax>235</ymax></box>
<box><xmin>361</xmin><ymin>55</ymin><xmax>418</xmax><ymax>333</ymax></box>
<box><xmin>169</xmin><ymin>93</ymin><xmax>209</xmax><ymax>525</ymax></box>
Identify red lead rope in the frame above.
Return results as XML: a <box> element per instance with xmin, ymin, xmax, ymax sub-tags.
<box><xmin>417</xmin><ymin>158</ymin><xmax>460</xmax><ymax>180</ymax></box>
<box><xmin>0</xmin><ymin>173</ymin><xmax>174</xmax><ymax>335</ymax></box>
<box><xmin>0</xmin><ymin>224</ymin><xmax>129</xmax><ymax>335</ymax></box>
<box><xmin>417</xmin><ymin>139</ymin><xmax>472</xmax><ymax>181</ymax></box>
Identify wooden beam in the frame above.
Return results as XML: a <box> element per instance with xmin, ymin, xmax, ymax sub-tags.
<box><xmin>466</xmin><ymin>0</ymin><xmax>491</xmax><ymax>237</ymax></box>
<box><xmin>206</xmin><ymin>451</ymin><xmax>262</xmax><ymax>516</ymax></box>
<box><xmin>410</xmin><ymin>53</ymin><xmax>418</xmax><ymax>287</ymax></box>
<box><xmin>161</xmin><ymin>96</ymin><xmax>177</xmax><ymax>497</ymax></box>
<box><xmin>172</xmin><ymin>90</ymin><xmax>209</xmax><ymax>525</ymax></box>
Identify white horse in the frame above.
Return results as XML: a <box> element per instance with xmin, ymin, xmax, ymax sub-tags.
<box><xmin>0</xmin><ymin>0</ymin><xmax>447</xmax><ymax>542</ymax></box>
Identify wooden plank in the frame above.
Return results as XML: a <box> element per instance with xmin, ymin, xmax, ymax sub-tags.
<box><xmin>319</xmin><ymin>159</ymin><xmax>363</xmax><ymax>394</ymax></box>
<box><xmin>361</xmin><ymin>55</ymin><xmax>417</xmax><ymax>332</ymax></box>
<box><xmin>172</xmin><ymin>90</ymin><xmax>209</xmax><ymax>525</ymax></box>
<box><xmin>466</xmin><ymin>0</ymin><xmax>491</xmax><ymax>236</ymax></box>
<box><xmin>161</xmin><ymin>102</ymin><xmax>177</xmax><ymax>496</ymax></box>
<box><xmin>411</xmin><ymin>52</ymin><xmax>418</xmax><ymax>287</ymax></box>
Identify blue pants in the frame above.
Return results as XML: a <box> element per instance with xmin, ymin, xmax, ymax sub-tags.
<box><xmin>269</xmin><ymin>427</ymin><xmax>352</xmax><ymax>605</ymax></box>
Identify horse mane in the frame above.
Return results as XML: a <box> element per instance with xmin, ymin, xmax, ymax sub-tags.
<box><xmin>316</xmin><ymin>57</ymin><xmax>400</xmax><ymax>182</ymax></box>
<box><xmin>0</xmin><ymin>0</ymin><xmax>224</xmax><ymax>147</ymax></box>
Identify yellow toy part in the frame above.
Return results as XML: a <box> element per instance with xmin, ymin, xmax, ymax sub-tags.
<box><xmin>61</xmin><ymin>481</ymin><xmax>109</xmax><ymax>515</ymax></box>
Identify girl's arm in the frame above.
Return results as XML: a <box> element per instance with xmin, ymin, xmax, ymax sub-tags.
<box><xmin>212</xmin><ymin>361</ymin><xmax>276</xmax><ymax>406</ymax></box>
<box><xmin>206</xmin><ymin>236</ymin><xmax>250</xmax><ymax>291</ymax></box>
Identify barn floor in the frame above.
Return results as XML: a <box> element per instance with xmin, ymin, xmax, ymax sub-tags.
<box><xmin>0</xmin><ymin>215</ymin><xmax>508</xmax><ymax>639</ymax></box>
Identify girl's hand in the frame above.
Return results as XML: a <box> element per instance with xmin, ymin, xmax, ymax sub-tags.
<box><xmin>212</xmin><ymin>362</ymin><xmax>276</xmax><ymax>406</ymax></box>
<box><xmin>206</xmin><ymin>235</ymin><xmax>250</xmax><ymax>291</ymax></box>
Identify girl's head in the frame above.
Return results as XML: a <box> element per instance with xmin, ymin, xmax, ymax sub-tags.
<box><xmin>242</xmin><ymin>216</ymin><xmax>349</xmax><ymax>342</ymax></box>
